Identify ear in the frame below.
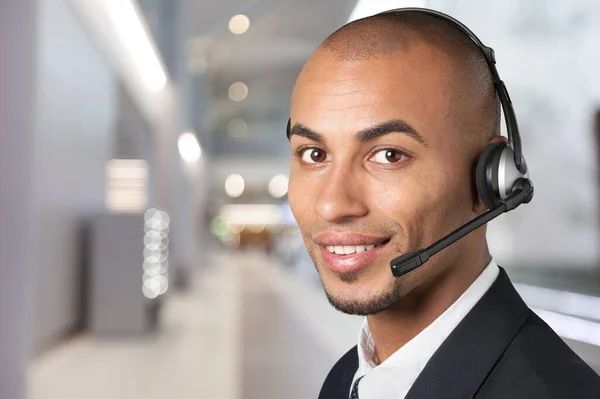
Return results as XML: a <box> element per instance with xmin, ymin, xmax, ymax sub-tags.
<box><xmin>488</xmin><ymin>135</ymin><xmax>508</xmax><ymax>146</ymax></box>
<box><xmin>473</xmin><ymin>135</ymin><xmax>509</xmax><ymax>214</ymax></box>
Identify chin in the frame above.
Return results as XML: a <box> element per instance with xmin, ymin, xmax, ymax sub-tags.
<box><xmin>319</xmin><ymin>270</ymin><xmax>404</xmax><ymax>316</ymax></box>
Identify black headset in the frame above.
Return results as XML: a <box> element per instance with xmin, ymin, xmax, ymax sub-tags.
<box><xmin>287</xmin><ymin>7</ymin><xmax>532</xmax><ymax>211</ymax></box>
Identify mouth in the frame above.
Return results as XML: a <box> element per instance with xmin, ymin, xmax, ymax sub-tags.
<box><xmin>323</xmin><ymin>239</ymin><xmax>391</xmax><ymax>256</ymax></box>
<box><xmin>317</xmin><ymin>237</ymin><xmax>392</xmax><ymax>275</ymax></box>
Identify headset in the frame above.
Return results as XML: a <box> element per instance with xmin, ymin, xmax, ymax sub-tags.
<box><xmin>286</xmin><ymin>8</ymin><xmax>534</xmax><ymax>278</ymax></box>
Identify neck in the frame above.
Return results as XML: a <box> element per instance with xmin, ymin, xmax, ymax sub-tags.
<box><xmin>366</xmin><ymin>247</ymin><xmax>491</xmax><ymax>364</ymax></box>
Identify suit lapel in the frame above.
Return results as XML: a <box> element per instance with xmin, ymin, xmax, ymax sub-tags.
<box><xmin>318</xmin><ymin>346</ymin><xmax>359</xmax><ymax>399</ymax></box>
<box><xmin>405</xmin><ymin>267</ymin><xmax>529</xmax><ymax>399</ymax></box>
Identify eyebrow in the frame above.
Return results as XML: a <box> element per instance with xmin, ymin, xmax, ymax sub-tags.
<box><xmin>288</xmin><ymin>119</ymin><xmax>428</xmax><ymax>147</ymax></box>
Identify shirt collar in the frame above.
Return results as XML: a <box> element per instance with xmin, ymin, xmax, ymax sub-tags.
<box><xmin>353</xmin><ymin>259</ymin><xmax>500</xmax><ymax>399</ymax></box>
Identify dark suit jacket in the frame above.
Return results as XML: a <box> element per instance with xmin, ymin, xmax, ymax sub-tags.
<box><xmin>319</xmin><ymin>267</ymin><xmax>600</xmax><ymax>399</ymax></box>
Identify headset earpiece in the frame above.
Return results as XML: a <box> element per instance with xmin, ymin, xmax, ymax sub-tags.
<box><xmin>476</xmin><ymin>142</ymin><xmax>528</xmax><ymax>210</ymax></box>
<box><xmin>476</xmin><ymin>142</ymin><xmax>508</xmax><ymax>209</ymax></box>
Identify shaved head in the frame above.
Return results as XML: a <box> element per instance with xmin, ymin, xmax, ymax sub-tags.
<box><xmin>311</xmin><ymin>11</ymin><xmax>501</xmax><ymax>140</ymax></box>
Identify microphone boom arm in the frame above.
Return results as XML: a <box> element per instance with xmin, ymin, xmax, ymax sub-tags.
<box><xmin>390</xmin><ymin>178</ymin><xmax>533</xmax><ymax>277</ymax></box>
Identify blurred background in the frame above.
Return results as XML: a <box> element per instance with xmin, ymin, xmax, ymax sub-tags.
<box><xmin>1</xmin><ymin>0</ymin><xmax>600</xmax><ymax>398</ymax></box>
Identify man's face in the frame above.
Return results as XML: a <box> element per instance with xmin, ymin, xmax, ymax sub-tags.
<box><xmin>288</xmin><ymin>43</ymin><xmax>479</xmax><ymax>315</ymax></box>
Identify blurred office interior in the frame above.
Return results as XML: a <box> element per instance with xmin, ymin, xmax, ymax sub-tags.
<box><xmin>1</xmin><ymin>0</ymin><xmax>600</xmax><ymax>398</ymax></box>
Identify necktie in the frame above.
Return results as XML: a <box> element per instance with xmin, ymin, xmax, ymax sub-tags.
<box><xmin>350</xmin><ymin>376</ymin><xmax>364</xmax><ymax>399</ymax></box>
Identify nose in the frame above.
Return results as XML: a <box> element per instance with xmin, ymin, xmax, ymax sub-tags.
<box><xmin>314</xmin><ymin>167</ymin><xmax>369</xmax><ymax>223</ymax></box>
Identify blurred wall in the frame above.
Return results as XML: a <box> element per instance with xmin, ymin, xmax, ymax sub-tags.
<box><xmin>31</xmin><ymin>0</ymin><xmax>117</xmax><ymax>351</ymax></box>
<box><xmin>0</xmin><ymin>1</ymin><xmax>39</xmax><ymax>397</ymax></box>
<box><xmin>172</xmin><ymin>158</ymin><xmax>208</xmax><ymax>283</ymax></box>
<box><xmin>429</xmin><ymin>0</ymin><xmax>600</xmax><ymax>268</ymax></box>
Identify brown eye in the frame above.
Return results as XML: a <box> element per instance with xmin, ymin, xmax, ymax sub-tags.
<box><xmin>371</xmin><ymin>149</ymin><xmax>405</xmax><ymax>164</ymax></box>
<box><xmin>301</xmin><ymin>148</ymin><xmax>329</xmax><ymax>164</ymax></box>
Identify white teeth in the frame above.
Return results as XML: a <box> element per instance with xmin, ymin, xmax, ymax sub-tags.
<box><xmin>328</xmin><ymin>244</ymin><xmax>375</xmax><ymax>255</ymax></box>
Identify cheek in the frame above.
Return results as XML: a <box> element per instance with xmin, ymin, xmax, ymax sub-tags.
<box><xmin>368</xmin><ymin>164</ymin><xmax>461</xmax><ymax>244</ymax></box>
<box><xmin>288</xmin><ymin>172</ymin><xmax>314</xmax><ymax>224</ymax></box>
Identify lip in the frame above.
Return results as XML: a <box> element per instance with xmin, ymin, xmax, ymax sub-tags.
<box><xmin>314</xmin><ymin>232</ymin><xmax>390</xmax><ymax>247</ymax></box>
<box><xmin>314</xmin><ymin>232</ymin><xmax>391</xmax><ymax>274</ymax></box>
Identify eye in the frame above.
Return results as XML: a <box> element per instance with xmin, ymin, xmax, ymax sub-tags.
<box><xmin>370</xmin><ymin>148</ymin><xmax>406</xmax><ymax>164</ymax></box>
<box><xmin>299</xmin><ymin>147</ymin><xmax>329</xmax><ymax>164</ymax></box>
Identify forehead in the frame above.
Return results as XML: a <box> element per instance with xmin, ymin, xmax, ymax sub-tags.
<box><xmin>290</xmin><ymin>44</ymin><xmax>455</xmax><ymax>139</ymax></box>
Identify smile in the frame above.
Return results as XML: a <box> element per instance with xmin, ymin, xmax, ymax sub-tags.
<box><xmin>324</xmin><ymin>240</ymin><xmax>389</xmax><ymax>256</ymax></box>
<box><xmin>317</xmin><ymin>237</ymin><xmax>392</xmax><ymax>274</ymax></box>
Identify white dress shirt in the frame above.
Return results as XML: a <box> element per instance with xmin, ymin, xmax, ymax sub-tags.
<box><xmin>350</xmin><ymin>259</ymin><xmax>500</xmax><ymax>399</ymax></box>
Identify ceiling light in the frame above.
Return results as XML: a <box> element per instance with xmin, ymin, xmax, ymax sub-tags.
<box><xmin>268</xmin><ymin>174</ymin><xmax>289</xmax><ymax>198</ymax></box>
<box><xmin>225</xmin><ymin>173</ymin><xmax>245</xmax><ymax>197</ymax></box>
<box><xmin>229</xmin><ymin>14</ymin><xmax>250</xmax><ymax>34</ymax></box>
<box><xmin>228</xmin><ymin>118</ymin><xmax>248</xmax><ymax>137</ymax></box>
<box><xmin>347</xmin><ymin>0</ymin><xmax>428</xmax><ymax>23</ymax></box>
<box><xmin>228</xmin><ymin>81</ymin><xmax>248</xmax><ymax>101</ymax></box>
<box><xmin>178</xmin><ymin>132</ymin><xmax>202</xmax><ymax>163</ymax></box>
<box><xmin>104</xmin><ymin>0</ymin><xmax>167</xmax><ymax>91</ymax></box>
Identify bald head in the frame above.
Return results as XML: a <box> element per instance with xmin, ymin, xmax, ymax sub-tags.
<box><xmin>301</xmin><ymin>11</ymin><xmax>501</xmax><ymax>140</ymax></box>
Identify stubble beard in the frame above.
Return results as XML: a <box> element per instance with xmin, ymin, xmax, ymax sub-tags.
<box><xmin>306</xmin><ymin>245</ymin><xmax>404</xmax><ymax>316</ymax></box>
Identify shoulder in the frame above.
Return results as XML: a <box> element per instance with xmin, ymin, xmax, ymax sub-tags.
<box><xmin>480</xmin><ymin>310</ymin><xmax>600</xmax><ymax>398</ymax></box>
<box><xmin>318</xmin><ymin>346</ymin><xmax>359</xmax><ymax>399</ymax></box>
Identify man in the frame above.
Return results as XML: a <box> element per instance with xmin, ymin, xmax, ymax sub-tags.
<box><xmin>287</xmin><ymin>9</ymin><xmax>600</xmax><ymax>399</ymax></box>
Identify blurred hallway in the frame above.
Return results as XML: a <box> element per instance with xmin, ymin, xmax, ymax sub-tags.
<box><xmin>28</xmin><ymin>251</ymin><xmax>362</xmax><ymax>399</ymax></box>
<box><xmin>3</xmin><ymin>0</ymin><xmax>600</xmax><ymax>397</ymax></box>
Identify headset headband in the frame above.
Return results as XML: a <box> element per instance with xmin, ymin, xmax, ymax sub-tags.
<box><xmin>378</xmin><ymin>8</ymin><xmax>526</xmax><ymax>173</ymax></box>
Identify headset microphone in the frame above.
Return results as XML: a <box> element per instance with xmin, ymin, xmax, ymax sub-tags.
<box><xmin>390</xmin><ymin>178</ymin><xmax>533</xmax><ymax>277</ymax></box>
